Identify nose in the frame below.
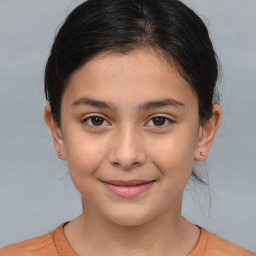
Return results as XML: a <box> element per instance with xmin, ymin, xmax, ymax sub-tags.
<box><xmin>107</xmin><ymin>125</ymin><xmax>146</xmax><ymax>170</ymax></box>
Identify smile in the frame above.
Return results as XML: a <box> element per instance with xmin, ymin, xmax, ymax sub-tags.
<box><xmin>101</xmin><ymin>180</ymin><xmax>156</xmax><ymax>198</ymax></box>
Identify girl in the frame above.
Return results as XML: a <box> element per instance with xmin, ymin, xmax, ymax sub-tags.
<box><xmin>1</xmin><ymin>0</ymin><xmax>254</xmax><ymax>255</ymax></box>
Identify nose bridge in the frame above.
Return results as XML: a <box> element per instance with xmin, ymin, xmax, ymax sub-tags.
<box><xmin>108</xmin><ymin>123</ymin><xmax>146</xmax><ymax>169</ymax></box>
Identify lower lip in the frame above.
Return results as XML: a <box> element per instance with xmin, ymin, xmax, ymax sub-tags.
<box><xmin>102</xmin><ymin>181</ymin><xmax>155</xmax><ymax>198</ymax></box>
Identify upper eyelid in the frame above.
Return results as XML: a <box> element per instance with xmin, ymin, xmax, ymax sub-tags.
<box><xmin>146</xmin><ymin>114</ymin><xmax>174</xmax><ymax>122</ymax></box>
<box><xmin>148</xmin><ymin>113</ymin><xmax>173</xmax><ymax>119</ymax></box>
<box><xmin>82</xmin><ymin>113</ymin><xmax>109</xmax><ymax>121</ymax></box>
<box><xmin>146</xmin><ymin>116</ymin><xmax>173</xmax><ymax>126</ymax></box>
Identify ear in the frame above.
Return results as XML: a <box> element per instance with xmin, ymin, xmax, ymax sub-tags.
<box><xmin>194</xmin><ymin>104</ymin><xmax>222</xmax><ymax>161</ymax></box>
<box><xmin>44</xmin><ymin>105</ymin><xmax>66</xmax><ymax>160</ymax></box>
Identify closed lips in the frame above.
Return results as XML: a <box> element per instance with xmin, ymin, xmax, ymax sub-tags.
<box><xmin>100</xmin><ymin>179</ymin><xmax>157</xmax><ymax>198</ymax></box>
<box><xmin>101</xmin><ymin>180</ymin><xmax>156</xmax><ymax>186</ymax></box>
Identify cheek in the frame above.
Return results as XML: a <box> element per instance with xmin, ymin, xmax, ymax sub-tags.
<box><xmin>149</xmin><ymin>128</ymin><xmax>198</xmax><ymax>187</ymax></box>
<box><xmin>64</xmin><ymin>132</ymin><xmax>106</xmax><ymax>191</ymax></box>
<box><xmin>65</xmin><ymin>125</ymin><xmax>106</xmax><ymax>165</ymax></box>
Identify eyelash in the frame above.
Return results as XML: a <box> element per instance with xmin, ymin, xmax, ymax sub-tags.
<box><xmin>82</xmin><ymin>115</ymin><xmax>174</xmax><ymax>129</ymax></box>
<box><xmin>146</xmin><ymin>116</ymin><xmax>174</xmax><ymax>129</ymax></box>
<box><xmin>82</xmin><ymin>115</ymin><xmax>110</xmax><ymax>129</ymax></box>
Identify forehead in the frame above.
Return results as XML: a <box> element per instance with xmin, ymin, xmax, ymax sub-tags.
<box><xmin>63</xmin><ymin>49</ymin><xmax>197</xmax><ymax>110</ymax></box>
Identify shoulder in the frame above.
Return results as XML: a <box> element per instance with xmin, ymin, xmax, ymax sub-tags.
<box><xmin>203</xmin><ymin>228</ymin><xmax>255</xmax><ymax>256</ymax></box>
<box><xmin>0</xmin><ymin>225</ymin><xmax>62</xmax><ymax>256</ymax></box>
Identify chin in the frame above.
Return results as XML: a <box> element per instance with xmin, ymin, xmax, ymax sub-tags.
<box><xmin>110</xmin><ymin>215</ymin><xmax>149</xmax><ymax>227</ymax></box>
<box><xmin>103</xmin><ymin>206</ymin><xmax>155</xmax><ymax>227</ymax></box>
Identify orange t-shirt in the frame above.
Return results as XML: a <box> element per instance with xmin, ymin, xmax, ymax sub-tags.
<box><xmin>1</xmin><ymin>223</ymin><xmax>255</xmax><ymax>256</ymax></box>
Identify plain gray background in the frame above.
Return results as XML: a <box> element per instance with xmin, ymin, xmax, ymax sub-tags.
<box><xmin>0</xmin><ymin>0</ymin><xmax>255</xmax><ymax>252</ymax></box>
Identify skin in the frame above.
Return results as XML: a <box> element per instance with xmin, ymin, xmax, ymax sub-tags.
<box><xmin>45</xmin><ymin>49</ymin><xmax>221</xmax><ymax>256</ymax></box>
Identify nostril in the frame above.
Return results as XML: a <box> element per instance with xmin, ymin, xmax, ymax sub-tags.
<box><xmin>113</xmin><ymin>162</ymin><xmax>119</xmax><ymax>167</ymax></box>
<box><xmin>112</xmin><ymin>161</ymin><xmax>142</xmax><ymax>170</ymax></box>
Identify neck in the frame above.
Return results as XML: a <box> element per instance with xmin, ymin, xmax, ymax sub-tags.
<box><xmin>64</xmin><ymin>200</ymin><xmax>200</xmax><ymax>256</ymax></box>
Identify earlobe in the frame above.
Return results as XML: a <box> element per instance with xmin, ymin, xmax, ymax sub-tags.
<box><xmin>194</xmin><ymin>104</ymin><xmax>222</xmax><ymax>161</ymax></box>
<box><xmin>44</xmin><ymin>105</ymin><xmax>66</xmax><ymax>160</ymax></box>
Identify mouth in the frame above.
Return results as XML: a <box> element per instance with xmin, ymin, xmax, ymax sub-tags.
<box><xmin>100</xmin><ymin>179</ymin><xmax>157</xmax><ymax>198</ymax></box>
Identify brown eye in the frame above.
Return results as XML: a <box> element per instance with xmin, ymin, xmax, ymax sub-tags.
<box><xmin>83</xmin><ymin>116</ymin><xmax>109</xmax><ymax>127</ymax></box>
<box><xmin>152</xmin><ymin>117</ymin><xmax>166</xmax><ymax>126</ymax></box>
<box><xmin>146</xmin><ymin>116</ymin><xmax>173</xmax><ymax>129</ymax></box>
<box><xmin>90</xmin><ymin>116</ymin><xmax>104</xmax><ymax>126</ymax></box>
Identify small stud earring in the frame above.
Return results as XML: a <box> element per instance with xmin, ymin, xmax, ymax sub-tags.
<box><xmin>58</xmin><ymin>152</ymin><xmax>63</xmax><ymax>156</ymax></box>
<box><xmin>200</xmin><ymin>152</ymin><xmax>205</xmax><ymax>156</ymax></box>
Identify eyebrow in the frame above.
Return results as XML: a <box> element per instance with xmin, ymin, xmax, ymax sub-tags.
<box><xmin>138</xmin><ymin>98</ymin><xmax>185</xmax><ymax>111</ymax></box>
<box><xmin>71</xmin><ymin>97</ymin><xmax>185</xmax><ymax>111</ymax></box>
<box><xmin>72</xmin><ymin>97</ymin><xmax>115</xmax><ymax>109</ymax></box>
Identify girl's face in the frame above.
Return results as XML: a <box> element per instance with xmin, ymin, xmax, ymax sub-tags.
<box><xmin>46</xmin><ymin>49</ymin><xmax>220</xmax><ymax>226</ymax></box>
